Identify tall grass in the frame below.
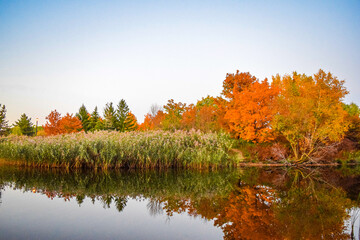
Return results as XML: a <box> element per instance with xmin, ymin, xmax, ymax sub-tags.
<box><xmin>0</xmin><ymin>130</ymin><xmax>237</xmax><ymax>169</ymax></box>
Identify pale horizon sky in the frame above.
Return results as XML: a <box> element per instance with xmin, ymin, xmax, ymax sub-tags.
<box><xmin>1</xmin><ymin>0</ymin><xmax>359</xmax><ymax>125</ymax></box>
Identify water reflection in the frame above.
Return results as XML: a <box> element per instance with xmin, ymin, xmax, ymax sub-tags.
<box><xmin>0</xmin><ymin>165</ymin><xmax>359</xmax><ymax>239</ymax></box>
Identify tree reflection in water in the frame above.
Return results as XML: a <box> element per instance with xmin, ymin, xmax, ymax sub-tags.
<box><xmin>0</xmin><ymin>165</ymin><xmax>359</xmax><ymax>239</ymax></box>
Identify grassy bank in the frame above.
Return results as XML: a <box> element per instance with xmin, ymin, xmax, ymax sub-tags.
<box><xmin>0</xmin><ymin>130</ymin><xmax>237</xmax><ymax>169</ymax></box>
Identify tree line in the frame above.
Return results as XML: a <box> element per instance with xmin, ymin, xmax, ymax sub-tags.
<box><xmin>1</xmin><ymin>69</ymin><xmax>359</xmax><ymax>162</ymax></box>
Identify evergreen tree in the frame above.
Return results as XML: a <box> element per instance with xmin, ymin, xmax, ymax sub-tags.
<box><xmin>0</xmin><ymin>104</ymin><xmax>10</xmax><ymax>136</ymax></box>
<box><xmin>89</xmin><ymin>106</ymin><xmax>102</xmax><ymax>131</ymax></box>
<box><xmin>116</xmin><ymin>99</ymin><xmax>130</xmax><ymax>132</ymax></box>
<box><xmin>76</xmin><ymin>104</ymin><xmax>91</xmax><ymax>132</ymax></box>
<box><xmin>14</xmin><ymin>114</ymin><xmax>34</xmax><ymax>136</ymax></box>
<box><xmin>103</xmin><ymin>102</ymin><xmax>117</xmax><ymax>131</ymax></box>
<box><xmin>124</xmin><ymin>112</ymin><xmax>138</xmax><ymax>131</ymax></box>
<box><xmin>94</xmin><ymin>119</ymin><xmax>105</xmax><ymax>131</ymax></box>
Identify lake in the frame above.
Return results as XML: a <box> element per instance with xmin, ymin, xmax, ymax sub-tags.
<box><xmin>0</xmin><ymin>165</ymin><xmax>359</xmax><ymax>240</ymax></box>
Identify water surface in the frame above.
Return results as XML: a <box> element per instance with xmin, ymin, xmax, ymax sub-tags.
<box><xmin>0</xmin><ymin>165</ymin><xmax>359</xmax><ymax>239</ymax></box>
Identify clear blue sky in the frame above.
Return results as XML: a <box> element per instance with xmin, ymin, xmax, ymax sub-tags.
<box><xmin>1</xmin><ymin>0</ymin><xmax>359</xmax><ymax>124</ymax></box>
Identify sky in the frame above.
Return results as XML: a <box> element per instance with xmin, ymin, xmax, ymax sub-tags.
<box><xmin>0</xmin><ymin>0</ymin><xmax>359</xmax><ymax>125</ymax></box>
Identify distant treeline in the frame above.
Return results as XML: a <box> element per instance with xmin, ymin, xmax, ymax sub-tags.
<box><xmin>1</xmin><ymin>69</ymin><xmax>359</xmax><ymax>163</ymax></box>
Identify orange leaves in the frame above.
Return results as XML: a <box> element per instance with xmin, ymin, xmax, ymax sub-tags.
<box><xmin>58</xmin><ymin>113</ymin><xmax>83</xmax><ymax>134</ymax></box>
<box><xmin>222</xmin><ymin>71</ymin><xmax>257</xmax><ymax>100</ymax></box>
<box><xmin>222</xmin><ymin>73</ymin><xmax>278</xmax><ymax>142</ymax></box>
<box><xmin>43</xmin><ymin>110</ymin><xmax>83</xmax><ymax>136</ymax></box>
<box><xmin>181</xmin><ymin>98</ymin><xmax>220</xmax><ymax>132</ymax></box>
<box><xmin>215</xmin><ymin>185</ymin><xmax>279</xmax><ymax>240</ymax></box>
<box><xmin>139</xmin><ymin>110</ymin><xmax>165</xmax><ymax>131</ymax></box>
<box><xmin>181</xmin><ymin>104</ymin><xmax>197</xmax><ymax>130</ymax></box>
<box><xmin>125</xmin><ymin>112</ymin><xmax>138</xmax><ymax>131</ymax></box>
<box><xmin>152</xmin><ymin>110</ymin><xmax>165</xmax><ymax>129</ymax></box>
<box><xmin>139</xmin><ymin>113</ymin><xmax>154</xmax><ymax>131</ymax></box>
<box><xmin>43</xmin><ymin>110</ymin><xmax>62</xmax><ymax>135</ymax></box>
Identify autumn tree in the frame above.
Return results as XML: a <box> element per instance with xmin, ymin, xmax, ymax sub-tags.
<box><xmin>58</xmin><ymin>113</ymin><xmax>83</xmax><ymax>134</ymax></box>
<box><xmin>181</xmin><ymin>104</ymin><xmax>197</xmax><ymax>130</ymax></box>
<box><xmin>139</xmin><ymin>113</ymin><xmax>154</xmax><ymax>131</ymax></box>
<box><xmin>222</xmin><ymin>71</ymin><xmax>257</xmax><ymax>100</ymax></box>
<box><xmin>342</xmin><ymin>102</ymin><xmax>360</xmax><ymax>141</ymax></box>
<box><xmin>76</xmin><ymin>104</ymin><xmax>91</xmax><ymax>132</ymax></box>
<box><xmin>195</xmin><ymin>96</ymin><xmax>220</xmax><ymax>132</ymax></box>
<box><xmin>14</xmin><ymin>113</ymin><xmax>34</xmax><ymax>136</ymax></box>
<box><xmin>152</xmin><ymin>110</ymin><xmax>165</xmax><ymax>129</ymax></box>
<box><xmin>0</xmin><ymin>104</ymin><xmax>10</xmax><ymax>136</ymax></box>
<box><xmin>224</xmin><ymin>79</ymin><xmax>278</xmax><ymax>142</ymax></box>
<box><xmin>220</xmin><ymin>72</ymin><xmax>259</xmax><ymax>135</ymax></box>
<box><xmin>220</xmin><ymin>71</ymin><xmax>277</xmax><ymax>142</ymax></box>
<box><xmin>272</xmin><ymin>70</ymin><xmax>349</xmax><ymax>162</ymax></box>
<box><xmin>181</xmin><ymin>96</ymin><xmax>219</xmax><ymax>132</ymax></box>
<box><xmin>162</xmin><ymin>99</ymin><xmax>186</xmax><ymax>130</ymax></box>
<box><xmin>139</xmin><ymin>104</ymin><xmax>165</xmax><ymax>131</ymax></box>
<box><xmin>43</xmin><ymin>110</ymin><xmax>62</xmax><ymax>135</ymax></box>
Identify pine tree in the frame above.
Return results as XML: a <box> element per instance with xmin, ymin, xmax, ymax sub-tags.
<box><xmin>76</xmin><ymin>104</ymin><xmax>91</xmax><ymax>132</ymax></box>
<box><xmin>0</xmin><ymin>104</ymin><xmax>10</xmax><ymax>136</ymax></box>
<box><xmin>89</xmin><ymin>106</ymin><xmax>101</xmax><ymax>132</ymax></box>
<box><xmin>104</xmin><ymin>102</ymin><xmax>117</xmax><ymax>131</ymax></box>
<box><xmin>124</xmin><ymin>112</ymin><xmax>138</xmax><ymax>131</ymax></box>
<box><xmin>14</xmin><ymin>114</ymin><xmax>34</xmax><ymax>136</ymax></box>
<box><xmin>116</xmin><ymin>99</ymin><xmax>130</xmax><ymax>132</ymax></box>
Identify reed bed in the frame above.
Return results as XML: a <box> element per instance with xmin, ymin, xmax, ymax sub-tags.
<box><xmin>0</xmin><ymin>130</ymin><xmax>236</xmax><ymax>169</ymax></box>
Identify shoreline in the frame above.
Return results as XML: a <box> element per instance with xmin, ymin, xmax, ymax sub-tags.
<box><xmin>1</xmin><ymin>158</ymin><xmax>358</xmax><ymax>169</ymax></box>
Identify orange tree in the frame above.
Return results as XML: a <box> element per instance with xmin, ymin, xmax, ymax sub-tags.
<box><xmin>139</xmin><ymin>113</ymin><xmax>154</xmax><ymax>131</ymax></box>
<box><xmin>181</xmin><ymin>96</ymin><xmax>220</xmax><ymax>132</ymax></box>
<box><xmin>272</xmin><ymin>70</ymin><xmax>349</xmax><ymax>162</ymax></box>
<box><xmin>58</xmin><ymin>113</ymin><xmax>83</xmax><ymax>134</ymax></box>
<box><xmin>43</xmin><ymin>110</ymin><xmax>62</xmax><ymax>135</ymax></box>
<box><xmin>224</xmin><ymin>79</ymin><xmax>278</xmax><ymax>142</ymax></box>
<box><xmin>220</xmin><ymin>71</ymin><xmax>277</xmax><ymax>142</ymax></box>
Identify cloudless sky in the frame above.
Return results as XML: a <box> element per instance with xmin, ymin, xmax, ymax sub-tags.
<box><xmin>0</xmin><ymin>0</ymin><xmax>359</xmax><ymax>124</ymax></box>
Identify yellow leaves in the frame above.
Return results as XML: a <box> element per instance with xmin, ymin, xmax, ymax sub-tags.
<box><xmin>272</xmin><ymin>69</ymin><xmax>350</xmax><ymax>161</ymax></box>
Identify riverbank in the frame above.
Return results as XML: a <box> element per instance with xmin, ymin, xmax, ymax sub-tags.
<box><xmin>1</xmin><ymin>156</ymin><xmax>359</xmax><ymax>170</ymax></box>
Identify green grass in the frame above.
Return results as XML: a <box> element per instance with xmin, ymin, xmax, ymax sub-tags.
<box><xmin>0</xmin><ymin>130</ymin><xmax>237</xmax><ymax>169</ymax></box>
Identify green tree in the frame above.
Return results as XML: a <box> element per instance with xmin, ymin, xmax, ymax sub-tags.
<box><xmin>103</xmin><ymin>102</ymin><xmax>117</xmax><ymax>131</ymax></box>
<box><xmin>11</xmin><ymin>126</ymin><xmax>22</xmax><ymax>136</ymax></box>
<box><xmin>116</xmin><ymin>99</ymin><xmax>131</xmax><ymax>132</ymax></box>
<box><xmin>14</xmin><ymin>114</ymin><xmax>34</xmax><ymax>136</ymax></box>
<box><xmin>0</xmin><ymin>104</ymin><xmax>10</xmax><ymax>136</ymax></box>
<box><xmin>89</xmin><ymin>107</ymin><xmax>104</xmax><ymax>131</ymax></box>
<box><xmin>76</xmin><ymin>104</ymin><xmax>91</xmax><ymax>132</ymax></box>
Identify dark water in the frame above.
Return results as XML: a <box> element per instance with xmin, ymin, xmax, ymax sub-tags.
<box><xmin>0</xmin><ymin>166</ymin><xmax>359</xmax><ymax>240</ymax></box>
